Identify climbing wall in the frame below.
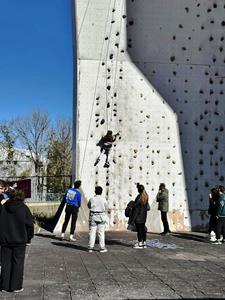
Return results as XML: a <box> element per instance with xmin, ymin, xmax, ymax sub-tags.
<box><xmin>74</xmin><ymin>0</ymin><xmax>225</xmax><ymax>232</ymax></box>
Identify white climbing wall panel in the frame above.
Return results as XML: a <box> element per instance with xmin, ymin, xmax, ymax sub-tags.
<box><xmin>74</xmin><ymin>0</ymin><xmax>225</xmax><ymax>232</ymax></box>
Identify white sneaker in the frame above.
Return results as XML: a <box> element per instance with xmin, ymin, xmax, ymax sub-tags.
<box><xmin>210</xmin><ymin>236</ymin><xmax>217</xmax><ymax>242</ymax></box>
<box><xmin>61</xmin><ymin>233</ymin><xmax>65</xmax><ymax>240</ymax></box>
<box><xmin>143</xmin><ymin>242</ymin><xmax>147</xmax><ymax>248</ymax></box>
<box><xmin>219</xmin><ymin>236</ymin><xmax>223</xmax><ymax>242</ymax></box>
<box><xmin>133</xmin><ymin>243</ymin><xmax>143</xmax><ymax>249</ymax></box>
<box><xmin>69</xmin><ymin>236</ymin><xmax>76</xmax><ymax>242</ymax></box>
<box><xmin>99</xmin><ymin>248</ymin><xmax>108</xmax><ymax>253</ymax></box>
<box><xmin>88</xmin><ymin>249</ymin><xmax>93</xmax><ymax>253</ymax></box>
<box><xmin>13</xmin><ymin>288</ymin><xmax>24</xmax><ymax>293</ymax></box>
<box><xmin>212</xmin><ymin>240</ymin><xmax>222</xmax><ymax>245</ymax></box>
<box><xmin>209</xmin><ymin>231</ymin><xmax>216</xmax><ymax>242</ymax></box>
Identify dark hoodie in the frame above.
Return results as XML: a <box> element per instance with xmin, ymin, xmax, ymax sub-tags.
<box><xmin>0</xmin><ymin>199</ymin><xmax>34</xmax><ymax>246</ymax></box>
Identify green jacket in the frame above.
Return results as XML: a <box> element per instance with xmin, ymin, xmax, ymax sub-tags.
<box><xmin>156</xmin><ymin>189</ymin><xmax>169</xmax><ymax>212</ymax></box>
<box><xmin>217</xmin><ymin>194</ymin><xmax>225</xmax><ymax>217</ymax></box>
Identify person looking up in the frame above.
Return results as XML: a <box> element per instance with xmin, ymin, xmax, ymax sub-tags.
<box><xmin>132</xmin><ymin>183</ymin><xmax>150</xmax><ymax>249</ymax></box>
<box><xmin>61</xmin><ymin>180</ymin><xmax>82</xmax><ymax>241</ymax></box>
<box><xmin>156</xmin><ymin>183</ymin><xmax>171</xmax><ymax>235</ymax></box>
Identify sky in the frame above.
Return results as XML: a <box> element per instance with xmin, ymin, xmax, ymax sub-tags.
<box><xmin>0</xmin><ymin>0</ymin><xmax>74</xmax><ymax>122</ymax></box>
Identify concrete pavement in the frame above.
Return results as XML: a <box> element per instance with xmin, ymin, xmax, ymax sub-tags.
<box><xmin>1</xmin><ymin>231</ymin><xmax>225</xmax><ymax>299</ymax></box>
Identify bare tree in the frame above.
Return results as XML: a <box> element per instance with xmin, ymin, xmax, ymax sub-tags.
<box><xmin>13</xmin><ymin>110</ymin><xmax>50</xmax><ymax>176</ymax></box>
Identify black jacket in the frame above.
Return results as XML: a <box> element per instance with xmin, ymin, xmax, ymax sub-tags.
<box><xmin>0</xmin><ymin>200</ymin><xmax>34</xmax><ymax>246</ymax></box>
<box><xmin>131</xmin><ymin>195</ymin><xmax>150</xmax><ymax>224</ymax></box>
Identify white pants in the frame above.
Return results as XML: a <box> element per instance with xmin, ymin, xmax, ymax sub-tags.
<box><xmin>88</xmin><ymin>221</ymin><xmax>105</xmax><ymax>250</ymax></box>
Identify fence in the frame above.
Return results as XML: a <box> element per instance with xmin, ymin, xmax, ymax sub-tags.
<box><xmin>1</xmin><ymin>175</ymin><xmax>72</xmax><ymax>202</ymax></box>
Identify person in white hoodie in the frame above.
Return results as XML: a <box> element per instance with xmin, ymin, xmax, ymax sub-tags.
<box><xmin>87</xmin><ymin>186</ymin><xmax>108</xmax><ymax>252</ymax></box>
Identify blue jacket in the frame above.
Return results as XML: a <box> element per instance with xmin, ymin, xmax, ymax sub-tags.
<box><xmin>65</xmin><ymin>188</ymin><xmax>81</xmax><ymax>208</ymax></box>
<box><xmin>217</xmin><ymin>194</ymin><xmax>225</xmax><ymax>217</ymax></box>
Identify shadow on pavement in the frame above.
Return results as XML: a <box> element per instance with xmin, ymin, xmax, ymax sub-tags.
<box><xmin>51</xmin><ymin>241</ymin><xmax>88</xmax><ymax>252</ymax></box>
<box><xmin>172</xmin><ymin>232</ymin><xmax>208</xmax><ymax>243</ymax></box>
<box><xmin>35</xmin><ymin>233</ymin><xmax>62</xmax><ymax>241</ymax></box>
<box><xmin>105</xmin><ymin>238</ymin><xmax>132</xmax><ymax>248</ymax></box>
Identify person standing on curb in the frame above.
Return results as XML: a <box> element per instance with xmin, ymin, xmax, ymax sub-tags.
<box><xmin>132</xmin><ymin>183</ymin><xmax>150</xmax><ymax>249</ymax></box>
<box><xmin>87</xmin><ymin>186</ymin><xmax>108</xmax><ymax>253</ymax></box>
<box><xmin>0</xmin><ymin>188</ymin><xmax>34</xmax><ymax>293</ymax></box>
<box><xmin>156</xmin><ymin>183</ymin><xmax>171</xmax><ymax>235</ymax></box>
<box><xmin>61</xmin><ymin>180</ymin><xmax>82</xmax><ymax>241</ymax></box>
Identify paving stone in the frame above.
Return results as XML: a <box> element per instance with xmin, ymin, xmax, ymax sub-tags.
<box><xmin>3</xmin><ymin>231</ymin><xmax>225</xmax><ymax>299</ymax></box>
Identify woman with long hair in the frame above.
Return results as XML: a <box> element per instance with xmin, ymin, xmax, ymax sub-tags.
<box><xmin>132</xmin><ymin>184</ymin><xmax>150</xmax><ymax>249</ymax></box>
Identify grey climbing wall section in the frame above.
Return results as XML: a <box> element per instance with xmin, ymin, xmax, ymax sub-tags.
<box><xmin>74</xmin><ymin>0</ymin><xmax>224</xmax><ymax>232</ymax></box>
<box><xmin>126</xmin><ymin>0</ymin><xmax>225</xmax><ymax>230</ymax></box>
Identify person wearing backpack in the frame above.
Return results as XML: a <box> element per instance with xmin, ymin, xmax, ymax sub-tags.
<box><xmin>61</xmin><ymin>180</ymin><xmax>82</xmax><ymax>241</ymax></box>
<box><xmin>132</xmin><ymin>184</ymin><xmax>150</xmax><ymax>249</ymax></box>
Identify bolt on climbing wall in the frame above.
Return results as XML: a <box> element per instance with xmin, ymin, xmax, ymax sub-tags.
<box><xmin>73</xmin><ymin>0</ymin><xmax>219</xmax><ymax>232</ymax></box>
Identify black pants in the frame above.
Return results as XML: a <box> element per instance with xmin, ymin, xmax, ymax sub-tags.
<box><xmin>135</xmin><ymin>223</ymin><xmax>146</xmax><ymax>242</ymax></box>
<box><xmin>1</xmin><ymin>245</ymin><xmax>26</xmax><ymax>291</ymax></box>
<box><xmin>208</xmin><ymin>215</ymin><xmax>218</xmax><ymax>233</ymax></box>
<box><xmin>62</xmin><ymin>205</ymin><xmax>79</xmax><ymax>234</ymax></box>
<box><xmin>161</xmin><ymin>211</ymin><xmax>170</xmax><ymax>233</ymax></box>
<box><xmin>216</xmin><ymin>218</ymin><xmax>225</xmax><ymax>240</ymax></box>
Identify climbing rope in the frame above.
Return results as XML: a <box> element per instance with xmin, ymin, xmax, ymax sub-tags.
<box><xmin>104</xmin><ymin>0</ymin><xmax>118</xmax><ymax>131</ymax></box>
<box><xmin>80</xmin><ymin>0</ymin><xmax>113</xmax><ymax>177</ymax></box>
<box><xmin>108</xmin><ymin>0</ymin><xmax>125</xmax><ymax>130</ymax></box>
<box><xmin>133</xmin><ymin>239</ymin><xmax>183</xmax><ymax>249</ymax></box>
<box><xmin>78</xmin><ymin>0</ymin><xmax>91</xmax><ymax>38</ymax></box>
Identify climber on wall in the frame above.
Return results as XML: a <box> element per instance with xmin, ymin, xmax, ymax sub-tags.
<box><xmin>94</xmin><ymin>130</ymin><xmax>120</xmax><ymax>168</ymax></box>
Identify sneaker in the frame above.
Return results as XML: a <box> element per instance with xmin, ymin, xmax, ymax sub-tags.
<box><xmin>143</xmin><ymin>242</ymin><xmax>147</xmax><ymax>248</ymax></box>
<box><xmin>69</xmin><ymin>236</ymin><xmax>76</xmax><ymax>242</ymax></box>
<box><xmin>88</xmin><ymin>249</ymin><xmax>93</xmax><ymax>253</ymax></box>
<box><xmin>212</xmin><ymin>240</ymin><xmax>222</xmax><ymax>245</ymax></box>
<box><xmin>13</xmin><ymin>288</ymin><xmax>24</xmax><ymax>293</ymax></box>
<box><xmin>1</xmin><ymin>290</ymin><xmax>9</xmax><ymax>293</ymax></box>
<box><xmin>160</xmin><ymin>232</ymin><xmax>167</xmax><ymax>235</ymax></box>
<box><xmin>99</xmin><ymin>248</ymin><xmax>108</xmax><ymax>253</ymax></box>
<box><xmin>160</xmin><ymin>231</ymin><xmax>171</xmax><ymax>235</ymax></box>
<box><xmin>209</xmin><ymin>235</ymin><xmax>217</xmax><ymax>242</ymax></box>
<box><xmin>61</xmin><ymin>233</ymin><xmax>65</xmax><ymax>240</ymax></box>
<box><xmin>133</xmin><ymin>243</ymin><xmax>143</xmax><ymax>249</ymax></box>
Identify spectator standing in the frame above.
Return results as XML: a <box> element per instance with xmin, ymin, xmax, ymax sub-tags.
<box><xmin>156</xmin><ymin>183</ymin><xmax>171</xmax><ymax>235</ymax></box>
<box><xmin>0</xmin><ymin>189</ymin><xmax>34</xmax><ymax>293</ymax></box>
<box><xmin>88</xmin><ymin>186</ymin><xmax>108</xmax><ymax>252</ymax></box>
<box><xmin>208</xmin><ymin>187</ymin><xmax>219</xmax><ymax>242</ymax></box>
<box><xmin>61</xmin><ymin>180</ymin><xmax>82</xmax><ymax>241</ymax></box>
<box><xmin>132</xmin><ymin>184</ymin><xmax>150</xmax><ymax>249</ymax></box>
<box><xmin>213</xmin><ymin>186</ymin><xmax>225</xmax><ymax>244</ymax></box>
